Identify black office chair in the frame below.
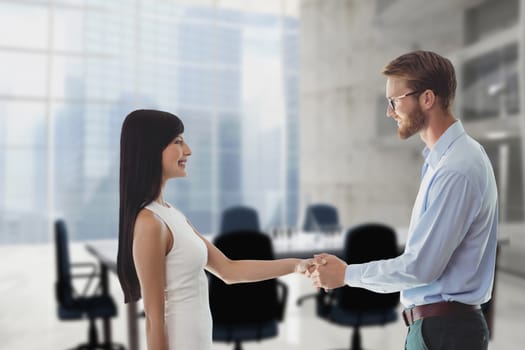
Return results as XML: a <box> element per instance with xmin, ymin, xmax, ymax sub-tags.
<box><xmin>54</xmin><ymin>219</ymin><xmax>124</xmax><ymax>350</ymax></box>
<box><xmin>220</xmin><ymin>206</ymin><xmax>261</xmax><ymax>234</ymax></box>
<box><xmin>209</xmin><ymin>230</ymin><xmax>288</xmax><ymax>350</ymax></box>
<box><xmin>302</xmin><ymin>203</ymin><xmax>341</xmax><ymax>233</ymax></box>
<box><xmin>305</xmin><ymin>223</ymin><xmax>400</xmax><ymax>350</ymax></box>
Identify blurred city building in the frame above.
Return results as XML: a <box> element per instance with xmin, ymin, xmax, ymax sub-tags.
<box><xmin>0</xmin><ymin>0</ymin><xmax>299</xmax><ymax>242</ymax></box>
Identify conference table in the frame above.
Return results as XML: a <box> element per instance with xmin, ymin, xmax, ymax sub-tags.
<box><xmin>85</xmin><ymin>230</ymin><xmax>354</xmax><ymax>350</ymax></box>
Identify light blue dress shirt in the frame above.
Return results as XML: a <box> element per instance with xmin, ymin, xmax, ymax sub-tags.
<box><xmin>345</xmin><ymin>120</ymin><xmax>498</xmax><ymax>307</ymax></box>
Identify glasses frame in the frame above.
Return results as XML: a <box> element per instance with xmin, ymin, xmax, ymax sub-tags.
<box><xmin>387</xmin><ymin>90</ymin><xmax>421</xmax><ymax>111</ymax></box>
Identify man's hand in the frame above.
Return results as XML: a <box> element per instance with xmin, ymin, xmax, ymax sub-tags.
<box><xmin>310</xmin><ymin>253</ymin><xmax>347</xmax><ymax>290</ymax></box>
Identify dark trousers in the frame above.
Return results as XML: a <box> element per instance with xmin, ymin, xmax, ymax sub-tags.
<box><xmin>405</xmin><ymin>310</ymin><xmax>489</xmax><ymax>350</ymax></box>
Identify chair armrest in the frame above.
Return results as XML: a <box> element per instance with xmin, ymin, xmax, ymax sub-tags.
<box><xmin>70</xmin><ymin>262</ymin><xmax>100</xmax><ymax>296</ymax></box>
<box><xmin>315</xmin><ymin>289</ymin><xmax>339</xmax><ymax>319</ymax></box>
<box><xmin>276</xmin><ymin>279</ymin><xmax>288</xmax><ymax>321</ymax></box>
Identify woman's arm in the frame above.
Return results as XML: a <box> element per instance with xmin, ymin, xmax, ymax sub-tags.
<box><xmin>133</xmin><ymin>209</ymin><xmax>170</xmax><ymax>350</ymax></box>
<box><xmin>191</xmin><ymin>227</ymin><xmax>311</xmax><ymax>284</ymax></box>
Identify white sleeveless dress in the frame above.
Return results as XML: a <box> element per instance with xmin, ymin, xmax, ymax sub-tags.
<box><xmin>144</xmin><ymin>201</ymin><xmax>212</xmax><ymax>350</ymax></box>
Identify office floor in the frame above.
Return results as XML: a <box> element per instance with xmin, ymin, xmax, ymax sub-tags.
<box><xmin>1</xmin><ymin>243</ymin><xmax>524</xmax><ymax>350</ymax></box>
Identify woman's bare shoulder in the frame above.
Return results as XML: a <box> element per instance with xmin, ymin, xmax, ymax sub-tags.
<box><xmin>134</xmin><ymin>208</ymin><xmax>167</xmax><ymax>241</ymax></box>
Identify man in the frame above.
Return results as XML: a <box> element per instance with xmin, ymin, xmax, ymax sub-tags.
<box><xmin>309</xmin><ymin>50</ymin><xmax>498</xmax><ymax>350</ymax></box>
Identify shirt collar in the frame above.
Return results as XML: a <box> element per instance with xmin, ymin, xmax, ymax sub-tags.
<box><xmin>421</xmin><ymin>120</ymin><xmax>465</xmax><ymax>168</ymax></box>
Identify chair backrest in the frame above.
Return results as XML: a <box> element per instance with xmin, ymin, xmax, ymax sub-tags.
<box><xmin>54</xmin><ymin>219</ymin><xmax>73</xmax><ymax>305</ymax></box>
<box><xmin>338</xmin><ymin>223</ymin><xmax>400</xmax><ymax>310</ymax></box>
<box><xmin>220</xmin><ymin>206</ymin><xmax>260</xmax><ymax>234</ymax></box>
<box><xmin>209</xmin><ymin>230</ymin><xmax>280</xmax><ymax>324</ymax></box>
<box><xmin>302</xmin><ymin>204</ymin><xmax>340</xmax><ymax>232</ymax></box>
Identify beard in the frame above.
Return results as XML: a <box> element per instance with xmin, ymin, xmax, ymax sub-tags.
<box><xmin>398</xmin><ymin>105</ymin><xmax>426</xmax><ymax>140</ymax></box>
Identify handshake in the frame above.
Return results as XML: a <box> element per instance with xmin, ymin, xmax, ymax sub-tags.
<box><xmin>295</xmin><ymin>254</ymin><xmax>348</xmax><ymax>291</ymax></box>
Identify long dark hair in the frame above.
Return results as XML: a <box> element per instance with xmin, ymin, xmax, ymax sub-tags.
<box><xmin>117</xmin><ymin>109</ymin><xmax>184</xmax><ymax>303</ymax></box>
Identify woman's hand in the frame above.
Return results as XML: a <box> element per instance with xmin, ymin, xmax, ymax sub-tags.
<box><xmin>295</xmin><ymin>258</ymin><xmax>318</xmax><ymax>276</ymax></box>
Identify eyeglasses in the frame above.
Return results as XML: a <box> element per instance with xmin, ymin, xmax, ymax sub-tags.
<box><xmin>387</xmin><ymin>91</ymin><xmax>421</xmax><ymax>111</ymax></box>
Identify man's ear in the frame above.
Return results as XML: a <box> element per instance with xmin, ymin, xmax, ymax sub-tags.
<box><xmin>421</xmin><ymin>89</ymin><xmax>437</xmax><ymax>111</ymax></box>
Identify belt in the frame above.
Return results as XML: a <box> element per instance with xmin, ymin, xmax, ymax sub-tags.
<box><xmin>402</xmin><ymin>301</ymin><xmax>481</xmax><ymax>326</ymax></box>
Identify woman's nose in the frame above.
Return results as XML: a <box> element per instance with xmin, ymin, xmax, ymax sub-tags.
<box><xmin>184</xmin><ymin>144</ymin><xmax>192</xmax><ymax>155</ymax></box>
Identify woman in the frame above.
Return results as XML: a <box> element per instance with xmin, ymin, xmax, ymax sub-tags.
<box><xmin>117</xmin><ymin>109</ymin><xmax>311</xmax><ymax>350</ymax></box>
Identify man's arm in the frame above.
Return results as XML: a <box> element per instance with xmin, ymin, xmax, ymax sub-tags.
<box><xmin>312</xmin><ymin>171</ymin><xmax>481</xmax><ymax>292</ymax></box>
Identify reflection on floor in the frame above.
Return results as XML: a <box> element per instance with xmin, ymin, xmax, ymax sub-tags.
<box><xmin>1</xmin><ymin>243</ymin><xmax>524</xmax><ymax>350</ymax></box>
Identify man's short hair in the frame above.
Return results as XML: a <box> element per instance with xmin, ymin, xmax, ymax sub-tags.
<box><xmin>383</xmin><ymin>50</ymin><xmax>457</xmax><ymax>111</ymax></box>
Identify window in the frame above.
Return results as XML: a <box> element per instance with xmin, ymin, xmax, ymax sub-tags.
<box><xmin>0</xmin><ymin>1</ymin><xmax>300</xmax><ymax>243</ymax></box>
